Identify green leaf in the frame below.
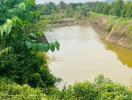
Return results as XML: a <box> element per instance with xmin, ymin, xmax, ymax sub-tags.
<box><xmin>54</xmin><ymin>41</ymin><xmax>60</xmax><ymax>51</ymax></box>
<box><xmin>25</xmin><ymin>41</ymin><xmax>32</xmax><ymax>49</ymax></box>
<box><xmin>12</xmin><ymin>16</ymin><xmax>23</xmax><ymax>26</ymax></box>
<box><xmin>37</xmin><ymin>43</ymin><xmax>44</xmax><ymax>51</ymax></box>
<box><xmin>24</xmin><ymin>0</ymin><xmax>35</xmax><ymax>8</ymax></box>
<box><xmin>30</xmin><ymin>33</ymin><xmax>37</xmax><ymax>38</ymax></box>
<box><xmin>43</xmin><ymin>43</ymin><xmax>49</xmax><ymax>52</ymax></box>
<box><xmin>32</xmin><ymin>43</ymin><xmax>37</xmax><ymax>51</ymax></box>
<box><xmin>3</xmin><ymin>24</ymin><xmax>7</xmax><ymax>34</ymax></box>
<box><xmin>0</xmin><ymin>26</ymin><xmax>4</xmax><ymax>37</ymax></box>
<box><xmin>18</xmin><ymin>2</ymin><xmax>26</xmax><ymax>11</ymax></box>
<box><xmin>3</xmin><ymin>19</ymin><xmax>13</xmax><ymax>35</ymax></box>
<box><xmin>31</xmin><ymin>40</ymin><xmax>37</xmax><ymax>42</ymax></box>
<box><xmin>49</xmin><ymin>43</ymin><xmax>55</xmax><ymax>52</ymax></box>
<box><xmin>36</xmin><ymin>32</ymin><xmax>44</xmax><ymax>37</ymax></box>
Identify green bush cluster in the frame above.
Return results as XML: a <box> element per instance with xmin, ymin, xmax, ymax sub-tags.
<box><xmin>0</xmin><ymin>78</ymin><xmax>47</xmax><ymax>100</ymax></box>
<box><xmin>0</xmin><ymin>48</ymin><xmax>57</xmax><ymax>89</ymax></box>
<box><xmin>50</xmin><ymin>75</ymin><xmax>132</xmax><ymax>100</ymax></box>
<box><xmin>0</xmin><ymin>0</ymin><xmax>59</xmax><ymax>90</ymax></box>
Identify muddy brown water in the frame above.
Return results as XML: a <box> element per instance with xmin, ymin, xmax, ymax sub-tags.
<box><xmin>45</xmin><ymin>25</ymin><xmax>132</xmax><ymax>87</ymax></box>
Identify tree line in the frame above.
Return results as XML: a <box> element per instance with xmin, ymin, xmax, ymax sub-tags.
<box><xmin>38</xmin><ymin>0</ymin><xmax>132</xmax><ymax>18</ymax></box>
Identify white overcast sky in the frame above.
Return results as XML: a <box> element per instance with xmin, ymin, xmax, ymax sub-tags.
<box><xmin>36</xmin><ymin>0</ymin><xmax>105</xmax><ymax>4</ymax></box>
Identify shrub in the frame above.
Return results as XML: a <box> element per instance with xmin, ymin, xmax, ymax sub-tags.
<box><xmin>0</xmin><ymin>0</ymin><xmax>59</xmax><ymax>90</ymax></box>
<box><xmin>50</xmin><ymin>75</ymin><xmax>132</xmax><ymax>100</ymax></box>
<box><xmin>0</xmin><ymin>78</ymin><xmax>47</xmax><ymax>100</ymax></box>
<box><xmin>0</xmin><ymin>48</ymin><xmax>58</xmax><ymax>89</ymax></box>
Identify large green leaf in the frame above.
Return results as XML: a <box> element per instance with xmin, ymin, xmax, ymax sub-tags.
<box><xmin>25</xmin><ymin>41</ymin><xmax>32</xmax><ymax>49</ymax></box>
<box><xmin>24</xmin><ymin>0</ymin><xmax>35</xmax><ymax>8</ymax></box>
<box><xmin>18</xmin><ymin>2</ymin><xmax>26</xmax><ymax>11</ymax></box>
<box><xmin>32</xmin><ymin>43</ymin><xmax>37</xmax><ymax>51</ymax></box>
<box><xmin>30</xmin><ymin>33</ymin><xmax>37</xmax><ymax>39</ymax></box>
<box><xmin>36</xmin><ymin>32</ymin><xmax>44</xmax><ymax>37</ymax></box>
<box><xmin>0</xmin><ymin>19</ymin><xmax>13</xmax><ymax>36</ymax></box>
<box><xmin>49</xmin><ymin>43</ymin><xmax>55</xmax><ymax>52</ymax></box>
<box><xmin>37</xmin><ymin>43</ymin><xmax>44</xmax><ymax>51</ymax></box>
<box><xmin>54</xmin><ymin>41</ymin><xmax>60</xmax><ymax>51</ymax></box>
<box><xmin>0</xmin><ymin>26</ymin><xmax>4</xmax><ymax>37</ymax></box>
<box><xmin>5</xmin><ymin>19</ymin><xmax>13</xmax><ymax>34</ymax></box>
<box><xmin>12</xmin><ymin>16</ymin><xmax>23</xmax><ymax>26</ymax></box>
<box><xmin>43</xmin><ymin>43</ymin><xmax>49</xmax><ymax>52</ymax></box>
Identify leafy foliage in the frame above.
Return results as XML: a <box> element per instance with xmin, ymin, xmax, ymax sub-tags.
<box><xmin>0</xmin><ymin>0</ymin><xmax>59</xmax><ymax>52</ymax></box>
<box><xmin>39</xmin><ymin>0</ymin><xmax>132</xmax><ymax>19</ymax></box>
<box><xmin>0</xmin><ymin>0</ymin><xmax>60</xmax><ymax>90</ymax></box>
<box><xmin>0</xmin><ymin>78</ymin><xmax>46</xmax><ymax>100</ymax></box>
<box><xmin>0</xmin><ymin>48</ymin><xmax>58</xmax><ymax>89</ymax></box>
<box><xmin>110</xmin><ymin>0</ymin><xmax>124</xmax><ymax>16</ymax></box>
<box><xmin>49</xmin><ymin>75</ymin><xmax>132</xmax><ymax>100</ymax></box>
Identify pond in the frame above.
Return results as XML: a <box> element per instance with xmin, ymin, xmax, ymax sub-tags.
<box><xmin>45</xmin><ymin>25</ymin><xmax>132</xmax><ymax>87</ymax></box>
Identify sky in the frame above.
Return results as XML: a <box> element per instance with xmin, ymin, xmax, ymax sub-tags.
<box><xmin>36</xmin><ymin>0</ymin><xmax>105</xmax><ymax>4</ymax></box>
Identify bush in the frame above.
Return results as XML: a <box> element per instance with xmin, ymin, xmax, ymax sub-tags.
<box><xmin>0</xmin><ymin>78</ymin><xmax>47</xmax><ymax>100</ymax></box>
<box><xmin>0</xmin><ymin>0</ymin><xmax>59</xmax><ymax>90</ymax></box>
<box><xmin>50</xmin><ymin>75</ymin><xmax>132</xmax><ymax>100</ymax></box>
<box><xmin>0</xmin><ymin>48</ymin><xmax>58</xmax><ymax>89</ymax></box>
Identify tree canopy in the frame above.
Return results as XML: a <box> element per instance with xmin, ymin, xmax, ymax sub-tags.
<box><xmin>39</xmin><ymin>0</ymin><xmax>132</xmax><ymax>18</ymax></box>
<box><xmin>0</xmin><ymin>0</ymin><xmax>60</xmax><ymax>89</ymax></box>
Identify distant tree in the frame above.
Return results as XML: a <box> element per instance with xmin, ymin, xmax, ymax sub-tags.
<box><xmin>69</xmin><ymin>3</ymin><xmax>78</xmax><ymax>10</ymax></box>
<box><xmin>65</xmin><ymin>6</ymin><xmax>74</xmax><ymax>17</ymax></box>
<box><xmin>102</xmin><ymin>3</ymin><xmax>111</xmax><ymax>15</ymax></box>
<box><xmin>39</xmin><ymin>2</ymin><xmax>57</xmax><ymax>15</ymax></box>
<box><xmin>80</xmin><ymin>6</ymin><xmax>90</xmax><ymax>17</ymax></box>
<box><xmin>122</xmin><ymin>2</ymin><xmax>132</xmax><ymax>17</ymax></box>
<box><xmin>38</xmin><ymin>0</ymin><xmax>132</xmax><ymax>18</ymax></box>
<box><xmin>110</xmin><ymin>0</ymin><xmax>124</xmax><ymax>16</ymax></box>
<box><xmin>59</xmin><ymin>1</ymin><xmax>67</xmax><ymax>13</ymax></box>
<box><xmin>48</xmin><ymin>2</ymin><xmax>57</xmax><ymax>13</ymax></box>
<box><xmin>93</xmin><ymin>2</ymin><xmax>105</xmax><ymax>14</ymax></box>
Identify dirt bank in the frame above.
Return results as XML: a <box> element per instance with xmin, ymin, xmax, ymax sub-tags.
<box><xmin>46</xmin><ymin>14</ymin><xmax>132</xmax><ymax>49</ymax></box>
<box><xmin>48</xmin><ymin>19</ymin><xmax>90</xmax><ymax>28</ymax></box>
<box><xmin>89</xmin><ymin>14</ymin><xmax>132</xmax><ymax>49</ymax></box>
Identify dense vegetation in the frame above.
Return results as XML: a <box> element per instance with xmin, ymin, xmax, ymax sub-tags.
<box><xmin>87</xmin><ymin>0</ymin><xmax>132</xmax><ymax>17</ymax></box>
<box><xmin>0</xmin><ymin>0</ymin><xmax>132</xmax><ymax>99</ymax></box>
<box><xmin>49</xmin><ymin>76</ymin><xmax>132</xmax><ymax>100</ymax></box>
<box><xmin>0</xmin><ymin>0</ymin><xmax>59</xmax><ymax>98</ymax></box>
<box><xmin>0</xmin><ymin>78</ymin><xmax>46</xmax><ymax>99</ymax></box>
<box><xmin>38</xmin><ymin>0</ymin><xmax>132</xmax><ymax>20</ymax></box>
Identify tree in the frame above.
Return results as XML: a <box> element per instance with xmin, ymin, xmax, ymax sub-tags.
<box><xmin>122</xmin><ymin>2</ymin><xmax>132</xmax><ymax>17</ymax></box>
<box><xmin>38</xmin><ymin>2</ymin><xmax>57</xmax><ymax>15</ymax></box>
<box><xmin>102</xmin><ymin>3</ymin><xmax>111</xmax><ymax>15</ymax></box>
<box><xmin>0</xmin><ymin>0</ymin><xmax>60</xmax><ymax>89</ymax></box>
<box><xmin>110</xmin><ymin>0</ymin><xmax>124</xmax><ymax>16</ymax></box>
<box><xmin>80</xmin><ymin>5</ymin><xmax>90</xmax><ymax>17</ymax></box>
<box><xmin>65</xmin><ymin>6</ymin><xmax>74</xmax><ymax>17</ymax></box>
<box><xmin>59</xmin><ymin>1</ymin><xmax>67</xmax><ymax>13</ymax></box>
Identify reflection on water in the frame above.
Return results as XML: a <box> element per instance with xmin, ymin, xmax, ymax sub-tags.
<box><xmin>45</xmin><ymin>25</ymin><xmax>132</xmax><ymax>86</ymax></box>
<box><xmin>105</xmin><ymin>42</ymin><xmax>132</xmax><ymax>68</ymax></box>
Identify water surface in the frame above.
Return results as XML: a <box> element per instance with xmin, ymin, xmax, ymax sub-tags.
<box><xmin>45</xmin><ymin>25</ymin><xmax>132</xmax><ymax>86</ymax></box>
